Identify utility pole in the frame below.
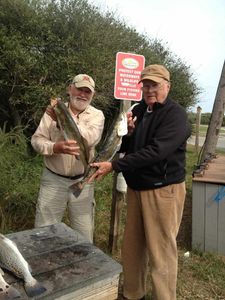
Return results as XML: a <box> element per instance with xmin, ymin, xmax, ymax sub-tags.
<box><xmin>200</xmin><ymin>61</ymin><xmax>225</xmax><ymax>163</ymax></box>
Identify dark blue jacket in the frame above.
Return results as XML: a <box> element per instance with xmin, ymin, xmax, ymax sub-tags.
<box><xmin>112</xmin><ymin>97</ymin><xmax>191</xmax><ymax>190</ymax></box>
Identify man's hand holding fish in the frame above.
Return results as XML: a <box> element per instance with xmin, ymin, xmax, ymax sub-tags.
<box><xmin>88</xmin><ymin>161</ymin><xmax>113</xmax><ymax>182</ymax></box>
<box><xmin>87</xmin><ymin>108</ymin><xmax>136</xmax><ymax>183</ymax></box>
<box><xmin>53</xmin><ymin>139</ymin><xmax>80</xmax><ymax>156</ymax></box>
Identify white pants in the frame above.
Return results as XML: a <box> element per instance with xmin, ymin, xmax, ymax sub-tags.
<box><xmin>35</xmin><ymin>168</ymin><xmax>95</xmax><ymax>243</ymax></box>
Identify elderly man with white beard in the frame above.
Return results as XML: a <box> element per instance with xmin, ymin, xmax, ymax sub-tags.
<box><xmin>31</xmin><ymin>74</ymin><xmax>105</xmax><ymax>243</ymax></box>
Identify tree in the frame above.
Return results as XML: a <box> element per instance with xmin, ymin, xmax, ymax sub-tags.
<box><xmin>200</xmin><ymin>61</ymin><xmax>225</xmax><ymax>162</ymax></box>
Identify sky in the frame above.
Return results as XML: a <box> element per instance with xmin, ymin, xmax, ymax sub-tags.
<box><xmin>88</xmin><ymin>0</ymin><xmax>225</xmax><ymax>112</ymax></box>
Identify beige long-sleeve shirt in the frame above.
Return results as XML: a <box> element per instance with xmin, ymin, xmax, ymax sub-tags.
<box><xmin>31</xmin><ymin>103</ymin><xmax>105</xmax><ymax>177</ymax></box>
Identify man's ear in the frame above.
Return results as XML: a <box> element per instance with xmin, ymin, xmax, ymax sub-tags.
<box><xmin>67</xmin><ymin>84</ymin><xmax>72</xmax><ymax>94</ymax></box>
<box><xmin>167</xmin><ymin>82</ymin><xmax>171</xmax><ymax>91</ymax></box>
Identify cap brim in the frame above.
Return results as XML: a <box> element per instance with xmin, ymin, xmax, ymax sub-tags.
<box><xmin>74</xmin><ymin>81</ymin><xmax>95</xmax><ymax>92</ymax></box>
<box><xmin>139</xmin><ymin>76</ymin><xmax>164</xmax><ymax>84</ymax></box>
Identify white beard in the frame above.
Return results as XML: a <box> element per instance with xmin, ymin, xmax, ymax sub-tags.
<box><xmin>70</xmin><ymin>96</ymin><xmax>90</xmax><ymax>112</ymax></box>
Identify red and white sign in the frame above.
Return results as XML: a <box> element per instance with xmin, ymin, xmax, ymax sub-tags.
<box><xmin>114</xmin><ymin>52</ymin><xmax>145</xmax><ymax>101</ymax></box>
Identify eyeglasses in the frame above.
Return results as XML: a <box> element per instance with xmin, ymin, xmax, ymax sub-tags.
<box><xmin>141</xmin><ymin>81</ymin><xmax>164</xmax><ymax>92</ymax></box>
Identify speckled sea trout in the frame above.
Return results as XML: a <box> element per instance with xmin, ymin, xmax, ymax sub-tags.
<box><xmin>52</xmin><ymin>98</ymin><xmax>89</xmax><ymax>171</ymax></box>
<box><xmin>0</xmin><ymin>234</ymin><xmax>46</xmax><ymax>298</ymax></box>
<box><xmin>70</xmin><ymin>102</ymin><xmax>128</xmax><ymax>196</ymax></box>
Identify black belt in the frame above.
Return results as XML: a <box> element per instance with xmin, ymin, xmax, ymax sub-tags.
<box><xmin>46</xmin><ymin>167</ymin><xmax>84</xmax><ymax>180</ymax></box>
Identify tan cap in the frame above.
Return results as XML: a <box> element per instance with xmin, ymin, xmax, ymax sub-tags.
<box><xmin>139</xmin><ymin>64</ymin><xmax>170</xmax><ymax>83</ymax></box>
<box><xmin>72</xmin><ymin>74</ymin><xmax>95</xmax><ymax>92</ymax></box>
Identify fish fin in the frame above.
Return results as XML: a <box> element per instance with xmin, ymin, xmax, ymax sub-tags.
<box><xmin>126</xmin><ymin>102</ymin><xmax>139</xmax><ymax>112</ymax></box>
<box><xmin>0</xmin><ymin>270</ymin><xmax>21</xmax><ymax>299</ymax></box>
<box><xmin>24</xmin><ymin>279</ymin><xmax>46</xmax><ymax>297</ymax></box>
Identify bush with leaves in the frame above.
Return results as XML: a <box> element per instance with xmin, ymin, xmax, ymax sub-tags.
<box><xmin>0</xmin><ymin>125</ymin><xmax>42</xmax><ymax>232</ymax></box>
<box><xmin>0</xmin><ymin>0</ymin><xmax>200</xmax><ymax>139</ymax></box>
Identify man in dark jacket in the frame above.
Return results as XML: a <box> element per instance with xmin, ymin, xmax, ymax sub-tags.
<box><xmin>89</xmin><ymin>64</ymin><xmax>191</xmax><ymax>300</ymax></box>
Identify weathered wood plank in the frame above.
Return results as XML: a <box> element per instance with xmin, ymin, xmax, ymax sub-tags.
<box><xmin>204</xmin><ymin>184</ymin><xmax>219</xmax><ymax>253</ymax></box>
<box><xmin>218</xmin><ymin>194</ymin><xmax>225</xmax><ymax>255</ymax></box>
<box><xmin>192</xmin><ymin>181</ymin><xmax>205</xmax><ymax>251</ymax></box>
<box><xmin>54</xmin><ymin>275</ymin><xmax>120</xmax><ymax>300</ymax></box>
<box><xmin>192</xmin><ymin>155</ymin><xmax>225</xmax><ymax>255</ymax></box>
<box><xmin>193</xmin><ymin>156</ymin><xmax>225</xmax><ymax>184</ymax></box>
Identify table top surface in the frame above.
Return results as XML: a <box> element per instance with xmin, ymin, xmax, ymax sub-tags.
<box><xmin>192</xmin><ymin>156</ymin><xmax>225</xmax><ymax>184</ymax></box>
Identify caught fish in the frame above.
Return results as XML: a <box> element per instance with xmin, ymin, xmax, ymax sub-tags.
<box><xmin>0</xmin><ymin>234</ymin><xmax>46</xmax><ymax>298</ymax></box>
<box><xmin>70</xmin><ymin>101</ymin><xmax>128</xmax><ymax>195</ymax></box>
<box><xmin>52</xmin><ymin>98</ymin><xmax>89</xmax><ymax>170</ymax></box>
<box><xmin>0</xmin><ymin>268</ymin><xmax>21</xmax><ymax>300</ymax></box>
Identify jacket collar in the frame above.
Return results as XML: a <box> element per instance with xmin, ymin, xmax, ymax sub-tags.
<box><xmin>138</xmin><ymin>96</ymin><xmax>171</xmax><ymax>112</ymax></box>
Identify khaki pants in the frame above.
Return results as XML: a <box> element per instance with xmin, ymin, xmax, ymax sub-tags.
<box><xmin>35</xmin><ymin>168</ymin><xmax>95</xmax><ymax>243</ymax></box>
<box><xmin>122</xmin><ymin>182</ymin><xmax>186</xmax><ymax>300</ymax></box>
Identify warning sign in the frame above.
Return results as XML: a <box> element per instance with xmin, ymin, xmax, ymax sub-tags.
<box><xmin>114</xmin><ymin>52</ymin><xmax>145</xmax><ymax>101</ymax></box>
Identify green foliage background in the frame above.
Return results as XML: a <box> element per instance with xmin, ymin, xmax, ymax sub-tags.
<box><xmin>0</xmin><ymin>127</ymin><xmax>42</xmax><ymax>232</ymax></box>
<box><xmin>0</xmin><ymin>0</ymin><xmax>200</xmax><ymax>139</ymax></box>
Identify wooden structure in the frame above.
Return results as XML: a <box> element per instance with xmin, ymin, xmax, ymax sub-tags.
<box><xmin>192</xmin><ymin>156</ymin><xmax>225</xmax><ymax>255</ymax></box>
<box><xmin>4</xmin><ymin>223</ymin><xmax>122</xmax><ymax>299</ymax></box>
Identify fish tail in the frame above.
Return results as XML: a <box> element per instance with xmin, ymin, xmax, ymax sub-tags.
<box><xmin>24</xmin><ymin>279</ymin><xmax>46</xmax><ymax>297</ymax></box>
<box><xmin>69</xmin><ymin>181</ymin><xmax>83</xmax><ymax>197</ymax></box>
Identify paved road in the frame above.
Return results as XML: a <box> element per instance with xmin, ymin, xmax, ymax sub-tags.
<box><xmin>188</xmin><ymin>135</ymin><xmax>225</xmax><ymax>149</ymax></box>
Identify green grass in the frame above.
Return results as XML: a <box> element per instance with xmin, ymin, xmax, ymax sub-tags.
<box><xmin>177</xmin><ymin>250</ymin><xmax>225</xmax><ymax>299</ymax></box>
<box><xmin>193</xmin><ymin>124</ymin><xmax>225</xmax><ymax>136</ymax></box>
<box><xmin>185</xmin><ymin>144</ymin><xmax>199</xmax><ymax>191</ymax></box>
